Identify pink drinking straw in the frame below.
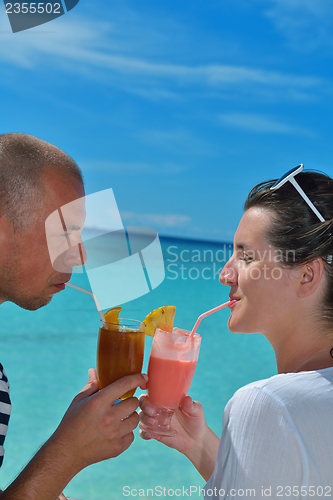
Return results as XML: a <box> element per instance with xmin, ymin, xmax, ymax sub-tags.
<box><xmin>65</xmin><ymin>282</ymin><xmax>106</xmax><ymax>322</ymax></box>
<box><xmin>190</xmin><ymin>300</ymin><xmax>237</xmax><ymax>336</ymax></box>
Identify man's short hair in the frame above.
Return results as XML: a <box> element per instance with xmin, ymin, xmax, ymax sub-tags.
<box><xmin>0</xmin><ymin>133</ymin><xmax>84</xmax><ymax>232</ymax></box>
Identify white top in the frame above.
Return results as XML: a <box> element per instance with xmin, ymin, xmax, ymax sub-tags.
<box><xmin>204</xmin><ymin>368</ymin><xmax>333</xmax><ymax>499</ymax></box>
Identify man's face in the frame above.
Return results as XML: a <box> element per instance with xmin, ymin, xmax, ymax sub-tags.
<box><xmin>0</xmin><ymin>168</ymin><xmax>85</xmax><ymax>310</ymax></box>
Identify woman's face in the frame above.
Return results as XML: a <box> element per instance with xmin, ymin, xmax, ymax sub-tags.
<box><xmin>219</xmin><ymin>207</ymin><xmax>298</xmax><ymax>336</ymax></box>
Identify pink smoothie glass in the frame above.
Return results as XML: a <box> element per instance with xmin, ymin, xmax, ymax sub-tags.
<box><xmin>140</xmin><ymin>327</ymin><xmax>201</xmax><ymax>437</ymax></box>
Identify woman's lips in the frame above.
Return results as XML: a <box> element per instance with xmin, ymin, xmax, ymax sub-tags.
<box><xmin>229</xmin><ymin>297</ymin><xmax>240</xmax><ymax>308</ymax></box>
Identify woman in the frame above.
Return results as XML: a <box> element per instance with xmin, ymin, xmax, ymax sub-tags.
<box><xmin>139</xmin><ymin>166</ymin><xmax>333</xmax><ymax>498</ymax></box>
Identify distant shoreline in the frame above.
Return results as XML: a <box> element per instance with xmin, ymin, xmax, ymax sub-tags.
<box><xmin>159</xmin><ymin>233</ymin><xmax>233</xmax><ymax>247</ymax></box>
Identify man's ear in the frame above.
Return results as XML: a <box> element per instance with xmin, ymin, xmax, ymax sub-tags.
<box><xmin>297</xmin><ymin>258</ymin><xmax>325</xmax><ymax>298</ymax></box>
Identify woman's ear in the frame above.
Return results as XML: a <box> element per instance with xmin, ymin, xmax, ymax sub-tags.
<box><xmin>297</xmin><ymin>258</ymin><xmax>325</xmax><ymax>298</ymax></box>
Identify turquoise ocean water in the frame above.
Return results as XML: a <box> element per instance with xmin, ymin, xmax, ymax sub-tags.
<box><xmin>0</xmin><ymin>236</ymin><xmax>277</xmax><ymax>498</ymax></box>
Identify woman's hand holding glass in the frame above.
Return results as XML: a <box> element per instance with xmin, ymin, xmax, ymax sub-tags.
<box><xmin>138</xmin><ymin>393</ymin><xmax>207</xmax><ymax>453</ymax></box>
<box><xmin>139</xmin><ymin>391</ymin><xmax>221</xmax><ymax>481</ymax></box>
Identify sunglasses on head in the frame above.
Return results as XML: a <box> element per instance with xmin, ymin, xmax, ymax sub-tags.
<box><xmin>270</xmin><ymin>164</ymin><xmax>325</xmax><ymax>222</ymax></box>
<box><xmin>271</xmin><ymin>164</ymin><xmax>332</xmax><ymax>264</ymax></box>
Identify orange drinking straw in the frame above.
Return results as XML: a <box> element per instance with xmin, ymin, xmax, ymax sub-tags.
<box><xmin>190</xmin><ymin>300</ymin><xmax>237</xmax><ymax>336</ymax></box>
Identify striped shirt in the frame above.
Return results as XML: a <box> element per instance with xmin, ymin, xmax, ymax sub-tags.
<box><xmin>0</xmin><ymin>363</ymin><xmax>11</xmax><ymax>468</ymax></box>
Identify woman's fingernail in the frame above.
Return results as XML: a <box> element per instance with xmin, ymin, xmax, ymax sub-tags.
<box><xmin>147</xmin><ymin>417</ymin><xmax>156</xmax><ymax>425</ymax></box>
<box><xmin>145</xmin><ymin>405</ymin><xmax>155</xmax><ymax>417</ymax></box>
<box><xmin>142</xmin><ymin>374</ymin><xmax>148</xmax><ymax>382</ymax></box>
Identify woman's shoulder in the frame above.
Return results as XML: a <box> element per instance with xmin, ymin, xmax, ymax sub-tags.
<box><xmin>226</xmin><ymin>366</ymin><xmax>333</xmax><ymax>422</ymax></box>
<box><xmin>241</xmin><ymin>365</ymin><xmax>333</xmax><ymax>394</ymax></box>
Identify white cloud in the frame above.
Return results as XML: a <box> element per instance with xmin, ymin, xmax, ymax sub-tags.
<box><xmin>263</xmin><ymin>0</ymin><xmax>333</xmax><ymax>52</ymax></box>
<box><xmin>0</xmin><ymin>10</ymin><xmax>328</xmax><ymax>101</ymax></box>
<box><xmin>219</xmin><ymin>112</ymin><xmax>314</xmax><ymax>136</ymax></box>
<box><xmin>135</xmin><ymin>128</ymin><xmax>217</xmax><ymax>156</ymax></box>
<box><xmin>121</xmin><ymin>211</ymin><xmax>191</xmax><ymax>228</ymax></box>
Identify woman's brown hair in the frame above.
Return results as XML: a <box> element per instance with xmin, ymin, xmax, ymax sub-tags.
<box><xmin>244</xmin><ymin>170</ymin><xmax>333</xmax><ymax>326</ymax></box>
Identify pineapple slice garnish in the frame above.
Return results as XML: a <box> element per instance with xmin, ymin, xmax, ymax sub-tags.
<box><xmin>103</xmin><ymin>307</ymin><xmax>122</xmax><ymax>329</ymax></box>
<box><xmin>141</xmin><ymin>306</ymin><xmax>176</xmax><ymax>337</ymax></box>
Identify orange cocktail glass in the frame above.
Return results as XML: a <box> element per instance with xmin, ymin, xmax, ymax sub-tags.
<box><xmin>97</xmin><ymin>319</ymin><xmax>145</xmax><ymax>399</ymax></box>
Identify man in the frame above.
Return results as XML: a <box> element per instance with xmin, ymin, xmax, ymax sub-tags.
<box><xmin>0</xmin><ymin>133</ymin><xmax>146</xmax><ymax>499</ymax></box>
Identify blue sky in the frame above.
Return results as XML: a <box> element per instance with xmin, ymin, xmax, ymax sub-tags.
<box><xmin>1</xmin><ymin>0</ymin><xmax>333</xmax><ymax>241</ymax></box>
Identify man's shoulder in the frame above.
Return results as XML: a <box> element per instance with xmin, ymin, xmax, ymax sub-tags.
<box><xmin>0</xmin><ymin>363</ymin><xmax>8</xmax><ymax>384</ymax></box>
<box><xmin>0</xmin><ymin>362</ymin><xmax>10</xmax><ymax>398</ymax></box>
